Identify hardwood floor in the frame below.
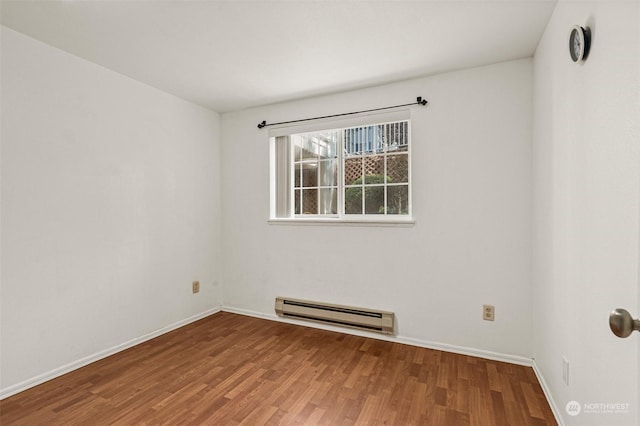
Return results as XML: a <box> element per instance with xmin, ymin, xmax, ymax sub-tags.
<box><xmin>0</xmin><ymin>312</ymin><xmax>557</xmax><ymax>425</ymax></box>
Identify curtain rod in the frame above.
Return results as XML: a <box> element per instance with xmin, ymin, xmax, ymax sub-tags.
<box><xmin>257</xmin><ymin>96</ymin><xmax>428</xmax><ymax>129</ymax></box>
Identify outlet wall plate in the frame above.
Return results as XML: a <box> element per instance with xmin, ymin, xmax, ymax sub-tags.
<box><xmin>192</xmin><ymin>281</ymin><xmax>200</xmax><ymax>294</ymax></box>
<box><xmin>483</xmin><ymin>304</ymin><xmax>495</xmax><ymax>321</ymax></box>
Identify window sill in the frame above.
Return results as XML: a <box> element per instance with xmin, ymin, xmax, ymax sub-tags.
<box><xmin>268</xmin><ymin>217</ymin><xmax>416</xmax><ymax>227</ymax></box>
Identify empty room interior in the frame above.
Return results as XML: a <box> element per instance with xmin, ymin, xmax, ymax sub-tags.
<box><xmin>1</xmin><ymin>0</ymin><xmax>639</xmax><ymax>425</ymax></box>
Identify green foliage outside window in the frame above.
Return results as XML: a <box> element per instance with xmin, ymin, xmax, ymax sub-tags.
<box><xmin>344</xmin><ymin>174</ymin><xmax>408</xmax><ymax>215</ymax></box>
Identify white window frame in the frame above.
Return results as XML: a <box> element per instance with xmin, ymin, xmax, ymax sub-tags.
<box><xmin>269</xmin><ymin>110</ymin><xmax>415</xmax><ymax>226</ymax></box>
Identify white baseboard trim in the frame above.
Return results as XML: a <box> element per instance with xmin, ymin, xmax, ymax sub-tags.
<box><xmin>0</xmin><ymin>306</ymin><xmax>221</xmax><ymax>400</ymax></box>
<box><xmin>532</xmin><ymin>359</ymin><xmax>564</xmax><ymax>426</ymax></box>
<box><xmin>221</xmin><ymin>306</ymin><xmax>532</xmax><ymax>367</ymax></box>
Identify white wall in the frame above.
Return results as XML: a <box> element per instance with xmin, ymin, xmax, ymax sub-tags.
<box><xmin>533</xmin><ymin>1</ymin><xmax>640</xmax><ymax>425</ymax></box>
<box><xmin>0</xmin><ymin>27</ymin><xmax>222</xmax><ymax>395</ymax></box>
<box><xmin>221</xmin><ymin>59</ymin><xmax>533</xmax><ymax>360</ymax></box>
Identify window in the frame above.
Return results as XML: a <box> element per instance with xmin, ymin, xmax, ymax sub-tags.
<box><xmin>271</xmin><ymin>117</ymin><xmax>411</xmax><ymax>222</ymax></box>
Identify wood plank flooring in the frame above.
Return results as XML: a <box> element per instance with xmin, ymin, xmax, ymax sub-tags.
<box><xmin>0</xmin><ymin>312</ymin><xmax>557</xmax><ymax>425</ymax></box>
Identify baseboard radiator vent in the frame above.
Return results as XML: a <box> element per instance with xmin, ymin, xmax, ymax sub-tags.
<box><xmin>275</xmin><ymin>297</ymin><xmax>395</xmax><ymax>335</ymax></box>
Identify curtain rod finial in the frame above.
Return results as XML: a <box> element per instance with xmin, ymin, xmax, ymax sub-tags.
<box><xmin>417</xmin><ymin>96</ymin><xmax>428</xmax><ymax>106</ymax></box>
<box><xmin>258</xmin><ymin>120</ymin><xmax>267</xmax><ymax>129</ymax></box>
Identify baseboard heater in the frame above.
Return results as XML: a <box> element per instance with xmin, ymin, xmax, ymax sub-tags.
<box><xmin>275</xmin><ymin>297</ymin><xmax>395</xmax><ymax>335</ymax></box>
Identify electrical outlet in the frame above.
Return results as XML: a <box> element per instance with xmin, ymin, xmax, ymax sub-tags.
<box><xmin>483</xmin><ymin>305</ymin><xmax>495</xmax><ymax>321</ymax></box>
<box><xmin>192</xmin><ymin>281</ymin><xmax>200</xmax><ymax>294</ymax></box>
<box><xmin>562</xmin><ymin>356</ymin><xmax>570</xmax><ymax>386</ymax></box>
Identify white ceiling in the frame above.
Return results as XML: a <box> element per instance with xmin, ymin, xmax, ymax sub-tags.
<box><xmin>0</xmin><ymin>0</ymin><xmax>556</xmax><ymax>113</ymax></box>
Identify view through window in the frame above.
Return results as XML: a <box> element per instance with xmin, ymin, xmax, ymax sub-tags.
<box><xmin>274</xmin><ymin>119</ymin><xmax>411</xmax><ymax>220</ymax></box>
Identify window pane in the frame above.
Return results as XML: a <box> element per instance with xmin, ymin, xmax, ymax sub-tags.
<box><xmin>386</xmin><ymin>121</ymin><xmax>409</xmax><ymax>151</ymax></box>
<box><xmin>387</xmin><ymin>185</ymin><xmax>409</xmax><ymax>215</ymax></box>
<box><xmin>345</xmin><ymin>125</ymin><xmax>385</xmax><ymax>154</ymax></box>
<box><xmin>318</xmin><ymin>131</ymin><xmax>338</xmax><ymax>159</ymax></box>
<box><xmin>301</xmin><ymin>163</ymin><xmax>317</xmax><ymax>187</ymax></box>
<box><xmin>386</xmin><ymin>154</ymin><xmax>408</xmax><ymax>183</ymax></box>
<box><xmin>294</xmin><ymin>134</ymin><xmax>318</xmax><ymax>160</ymax></box>
<box><xmin>364</xmin><ymin>155</ymin><xmax>385</xmax><ymax>184</ymax></box>
<box><xmin>301</xmin><ymin>189</ymin><xmax>318</xmax><ymax>214</ymax></box>
<box><xmin>294</xmin><ymin>189</ymin><xmax>301</xmax><ymax>215</ymax></box>
<box><xmin>319</xmin><ymin>188</ymin><xmax>337</xmax><ymax>215</ymax></box>
<box><xmin>344</xmin><ymin>186</ymin><xmax>362</xmax><ymax>214</ymax></box>
<box><xmin>294</xmin><ymin>141</ymin><xmax>302</xmax><ymax>161</ymax></box>
<box><xmin>344</xmin><ymin>157</ymin><xmax>362</xmax><ymax>186</ymax></box>
<box><xmin>365</xmin><ymin>186</ymin><xmax>385</xmax><ymax>214</ymax></box>
<box><xmin>301</xmin><ymin>148</ymin><xmax>317</xmax><ymax>161</ymax></box>
<box><xmin>294</xmin><ymin>164</ymin><xmax>301</xmax><ymax>187</ymax></box>
<box><xmin>318</xmin><ymin>159</ymin><xmax>337</xmax><ymax>187</ymax></box>
<box><xmin>294</xmin><ymin>131</ymin><xmax>338</xmax><ymax>161</ymax></box>
<box><xmin>344</xmin><ymin>127</ymin><xmax>363</xmax><ymax>155</ymax></box>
